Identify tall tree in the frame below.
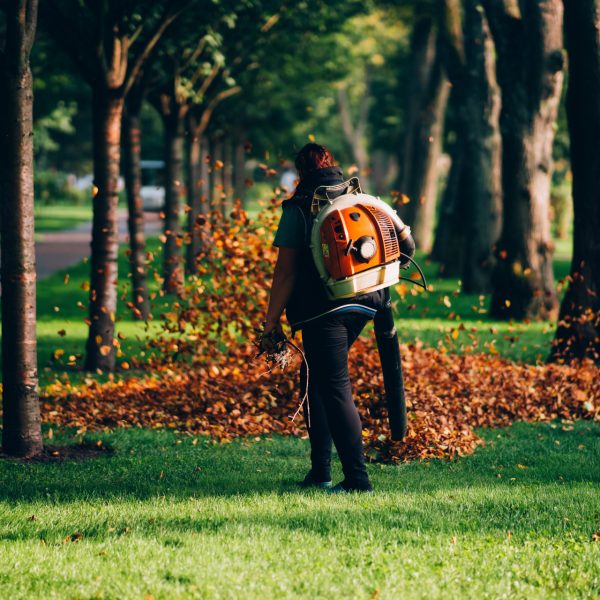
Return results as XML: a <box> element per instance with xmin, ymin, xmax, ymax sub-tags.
<box><xmin>122</xmin><ymin>74</ymin><xmax>151</xmax><ymax>320</ymax></box>
<box><xmin>332</xmin><ymin>9</ymin><xmax>406</xmax><ymax>191</ymax></box>
<box><xmin>482</xmin><ymin>0</ymin><xmax>564</xmax><ymax>320</ymax></box>
<box><xmin>42</xmin><ymin>0</ymin><xmax>183</xmax><ymax>370</ymax></box>
<box><xmin>550</xmin><ymin>0</ymin><xmax>600</xmax><ymax>363</ymax></box>
<box><xmin>147</xmin><ymin>21</ymin><xmax>230</xmax><ymax>290</ymax></box>
<box><xmin>0</xmin><ymin>0</ymin><xmax>43</xmax><ymax>457</ymax></box>
<box><xmin>185</xmin><ymin>81</ymin><xmax>240</xmax><ymax>274</ymax></box>
<box><xmin>396</xmin><ymin>14</ymin><xmax>450</xmax><ymax>253</ymax></box>
<box><xmin>433</xmin><ymin>0</ymin><xmax>502</xmax><ymax>293</ymax></box>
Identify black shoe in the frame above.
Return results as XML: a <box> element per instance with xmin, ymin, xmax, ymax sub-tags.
<box><xmin>328</xmin><ymin>480</ymin><xmax>373</xmax><ymax>494</ymax></box>
<box><xmin>297</xmin><ymin>471</ymin><xmax>333</xmax><ymax>489</ymax></box>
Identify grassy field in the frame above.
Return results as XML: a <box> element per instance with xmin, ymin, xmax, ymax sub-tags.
<box><xmin>0</xmin><ymin>422</ymin><xmax>598</xmax><ymax>598</ymax></box>
<box><xmin>35</xmin><ymin>204</ymin><xmax>93</xmax><ymax>236</ymax></box>
<box><xmin>388</xmin><ymin>249</ymin><xmax>571</xmax><ymax>363</ymax></box>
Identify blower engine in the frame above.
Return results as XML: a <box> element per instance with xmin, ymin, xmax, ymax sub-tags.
<box><xmin>309</xmin><ymin>177</ymin><xmax>417</xmax><ymax>300</ymax></box>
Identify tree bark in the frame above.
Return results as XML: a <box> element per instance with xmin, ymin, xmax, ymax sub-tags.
<box><xmin>430</xmin><ymin>129</ymin><xmax>468</xmax><ymax>276</ymax></box>
<box><xmin>122</xmin><ymin>105</ymin><xmax>150</xmax><ymax>319</ymax></box>
<box><xmin>460</xmin><ymin>1</ymin><xmax>502</xmax><ymax>293</ymax></box>
<box><xmin>337</xmin><ymin>69</ymin><xmax>371</xmax><ymax>189</ymax></box>
<box><xmin>223</xmin><ymin>137</ymin><xmax>233</xmax><ymax>215</ymax></box>
<box><xmin>550</xmin><ymin>0</ymin><xmax>600</xmax><ymax>363</ymax></box>
<box><xmin>185</xmin><ymin>126</ymin><xmax>201</xmax><ymax>275</ymax></box>
<box><xmin>212</xmin><ymin>136</ymin><xmax>225</xmax><ymax>217</ymax></box>
<box><xmin>433</xmin><ymin>1</ymin><xmax>502</xmax><ymax>291</ymax></box>
<box><xmin>484</xmin><ymin>0</ymin><xmax>564</xmax><ymax>320</ymax></box>
<box><xmin>233</xmin><ymin>135</ymin><xmax>246</xmax><ymax>207</ymax></box>
<box><xmin>396</xmin><ymin>18</ymin><xmax>450</xmax><ymax>253</ymax></box>
<box><xmin>84</xmin><ymin>90</ymin><xmax>123</xmax><ymax>371</ymax></box>
<box><xmin>200</xmin><ymin>136</ymin><xmax>211</xmax><ymax>219</ymax></box>
<box><xmin>371</xmin><ymin>151</ymin><xmax>398</xmax><ymax>197</ymax></box>
<box><xmin>162</xmin><ymin>113</ymin><xmax>184</xmax><ymax>293</ymax></box>
<box><xmin>0</xmin><ymin>0</ymin><xmax>43</xmax><ymax>458</ymax></box>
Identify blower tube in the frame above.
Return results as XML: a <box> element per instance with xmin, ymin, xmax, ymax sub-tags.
<box><xmin>374</xmin><ymin>287</ymin><xmax>407</xmax><ymax>441</ymax></box>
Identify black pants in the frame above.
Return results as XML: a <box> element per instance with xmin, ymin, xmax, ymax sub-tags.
<box><xmin>300</xmin><ymin>312</ymin><xmax>372</xmax><ymax>489</ymax></box>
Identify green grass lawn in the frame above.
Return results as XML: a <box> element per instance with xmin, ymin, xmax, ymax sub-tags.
<box><xmin>0</xmin><ymin>422</ymin><xmax>598</xmax><ymax>598</ymax></box>
<box><xmin>388</xmin><ymin>249</ymin><xmax>572</xmax><ymax>363</ymax></box>
<box><xmin>35</xmin><ymin>204</ymin><xmax>93</xmax><ymax>236</ymax></box>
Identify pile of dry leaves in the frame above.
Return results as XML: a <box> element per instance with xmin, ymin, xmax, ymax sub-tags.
<box><xmin>42</xmin><ymin>339</ymin><xmax>599</xmax><ymax>462</ymax></box>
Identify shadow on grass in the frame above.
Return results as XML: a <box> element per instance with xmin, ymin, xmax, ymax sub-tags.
<box><xmin>0</xmin><ymin>443</ymin><xmax>114</xmax><ymax>463</ymax></box>
<box><xmin>0</xmin><ymin>422</ymin><xmax>598</xmax><ymax>506</ymax></box>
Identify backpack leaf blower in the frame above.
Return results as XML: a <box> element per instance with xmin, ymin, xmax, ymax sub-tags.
<box><xmin>308</xmin><ymin>178</ymin><xmax>427</xmax><ymax>441</ymax></box>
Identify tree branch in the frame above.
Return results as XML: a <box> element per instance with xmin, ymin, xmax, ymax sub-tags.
<box><xmin>192</xmin><ymin>61</ymin><xmax>220</xmax><ymax>96</ymax></box>
<box><xmin>181</xmin><ymin>34</ymin><xmax>208</xmax><ymax>73</ymax></box>
<box><xmin>192</xmin><ymin>85</ymin><xmax>241</xmax><ymax>138</ymax></box>
<box><xmin>440</xmin><ymin>0</ymin><xmax>466</xmax><ymax>84</ymax></box>
<box><xmin>95</xmin><ymin>0</ymin><xmax>109</xmax><ymax>82</ymax></box>
<box><xmin>23</xmin><ymin>0</ymin><xmax>38</xmax><ymax>54</ymax></box>
<box><xmin>124</xmin><ymin>3</ymin><xmax>186</xmax><ymax>96</ymax></box>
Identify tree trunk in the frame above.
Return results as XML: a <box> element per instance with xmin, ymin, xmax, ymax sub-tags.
<box><xmin>337</xmin><ymin>70</ymin><xmax>371</xmax><ymax>189</ymax></box>
<box><xmin>122</xmin><ymin>107</ymin><xmax>150</xmax><ymax>319</ymax></box>
<box><xmin>233</xmin><ymin>136</ymin><xmax>246</xmax><ymax>207</ymax></box>
<box><xmin>550</xmin><ymin>0</ymin><xmax>600</xmax><ymax>363</ymax></box>
<box><xmin>0</xmin><ymin>0</ymin><xmax>43</xmax><ymax>458</ymax></box>
<box><xmin>200</xmin><ymin>136</ymin><xmax>211</xmax><ymax>217</ymax></box>
<box><xmin>185</xmin><ymin>128</ymin><xmax>201</xmax><ymax>275</ymax></box>
<box><xmin>430</xmin><ymin>131</ymin><xmax>467</xmax><ymax>276</ymax></box>
<box><xmin>212</xmin><ymin>137</ymin><xmax>225</xmax><ymax>217</ymax></box>
<box><xmin>162</xmin><ymin>114</ymin><xmax>184</xmax><ymax>293</ymax></box>
<box><xmin>461</xmin><ymin>0</ymin><xmax>502</xmax><ymax>293</ymax></box>
<box><xmin>223</xmin><ymin>137</ymin><xmax>233</xmax><ymax>215</ymax></box>
<box><xmin>207</xmin><ymin>136</ymin><xmax>217</xmax><ymax>215</ymax></box>
<box><xmin>397</xmin><ymin>18</ymin><xmax>450</xmax><ymax>253</ymax></box>
<box><xmin>84</xmin><ymin>89</ymin><xmax>123</xmax><ymax>371</ymax></box>
<box><xmin>371</xmin><ymin>151</ymin><xmax>397</xmax><ymax>197</ymax></box>
<box><xmin>485</xmin><ymin>0</ymin><xmax>564</xmax><ymax>320</ymax></box>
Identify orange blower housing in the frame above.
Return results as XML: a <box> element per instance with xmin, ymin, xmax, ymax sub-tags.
<box><xmin>320</xmin><ymin>203</ymin><xmax>401</xmax><ymax>280</ymax></box>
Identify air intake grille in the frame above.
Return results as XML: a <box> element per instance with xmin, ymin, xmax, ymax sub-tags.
<box><xmin>364</xmin><ymin>205</ymin><xmax>399</xmax><ymax>261</ymax></box>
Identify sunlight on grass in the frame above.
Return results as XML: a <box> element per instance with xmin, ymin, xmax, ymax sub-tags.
<box><xmin>35</xmin><ymin>204</ymin><xmax>92</xmax><ymax>237</ymax></box>
<box><xmin>0</xmin><ymin>422</ymin><xmax>598</xmax><ymax>598</ymax></box>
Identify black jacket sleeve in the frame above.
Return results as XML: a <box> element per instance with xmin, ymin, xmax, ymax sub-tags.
<box><xmin>399</xmin><ymin>232</ymin><xmax>416</xmax><ymax>266</ymax></box>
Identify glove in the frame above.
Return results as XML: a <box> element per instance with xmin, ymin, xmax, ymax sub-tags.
<box><xmin>257</xmin><ymin>323</ymin><xmax>287</xmax><ymax>355</ymax></box>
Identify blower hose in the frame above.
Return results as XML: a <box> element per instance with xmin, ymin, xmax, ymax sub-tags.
<box><xmin>374</xmin><ymin>287</ymin><xmax>407</xmax><ymax>441</ymax></box>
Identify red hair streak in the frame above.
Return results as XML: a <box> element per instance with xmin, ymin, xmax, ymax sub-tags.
<box><xmin>295</xmin><ymin>143</ymin><xmax>335</xmax><ymax>179</ymax></box>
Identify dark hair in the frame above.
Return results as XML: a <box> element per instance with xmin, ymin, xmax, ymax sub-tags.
<box><xmin>295</xmin><ymin>143</ymin><xmax>335</xmax><ymax>179</ymax></box>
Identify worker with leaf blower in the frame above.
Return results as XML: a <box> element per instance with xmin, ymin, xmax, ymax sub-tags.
<box><xmin>260</xmin><ymin>143</ymin><xmax>422</xmax><ymax>493</ymax></box>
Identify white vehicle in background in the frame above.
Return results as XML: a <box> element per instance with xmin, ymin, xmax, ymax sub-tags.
<box><xmin>140</xmin><ymin>160</ymin><xmax>165</xmax><ymax>211</ymax></box>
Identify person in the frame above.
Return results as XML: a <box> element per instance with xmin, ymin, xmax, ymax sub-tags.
<box><xmin>263</xmin><ymin>143</ymin><xmax>413</xmax><ymax>493</ymax></box>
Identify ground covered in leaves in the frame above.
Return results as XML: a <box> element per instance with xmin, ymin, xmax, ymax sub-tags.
<box><xmin>42</xmin><ymin>339</ymin><xmax>599</xmax><ymax>462</ymax></box>
<box><xmin>37</xmin><ymin>204</ymin><xmax>599</xmax><ymax>462</ymax></box>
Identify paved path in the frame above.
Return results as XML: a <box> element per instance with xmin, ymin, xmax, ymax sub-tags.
<box><xmin>35</xmin><ymin>209</ymin><xmax>163</xmax><ymax>280</ymax></box>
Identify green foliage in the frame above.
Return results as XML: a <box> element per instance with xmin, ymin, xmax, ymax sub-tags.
<box><xmin>32</xmin><ymin>32</ymin><xmax>93</xmax><ymax>173</ymax></box>
<box><xmin>34</xmin><ymin>170</ymin><xmax>87</xmax><ymax>205</ymax></box>
<box><xmin>33</xmin><ymin>101</ymin><xmax>77</xmax><ymax>157</ymax></box>
<box><xmin>0</xmin><ymin>423</ymin><xmax>598</xmax><ymax>597</ymax></box>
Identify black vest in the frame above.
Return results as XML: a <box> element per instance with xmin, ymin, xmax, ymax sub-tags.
<box><xmin>282</xmin><ymin>166</ymin><xmax>386</xmax><ymax>330</ymax></box>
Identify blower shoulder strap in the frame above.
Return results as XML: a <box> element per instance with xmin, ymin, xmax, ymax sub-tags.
<box><xmin>310</xmin><ymin>177</ymin><xmax>361</xmax><ymax>215</ymax></box>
